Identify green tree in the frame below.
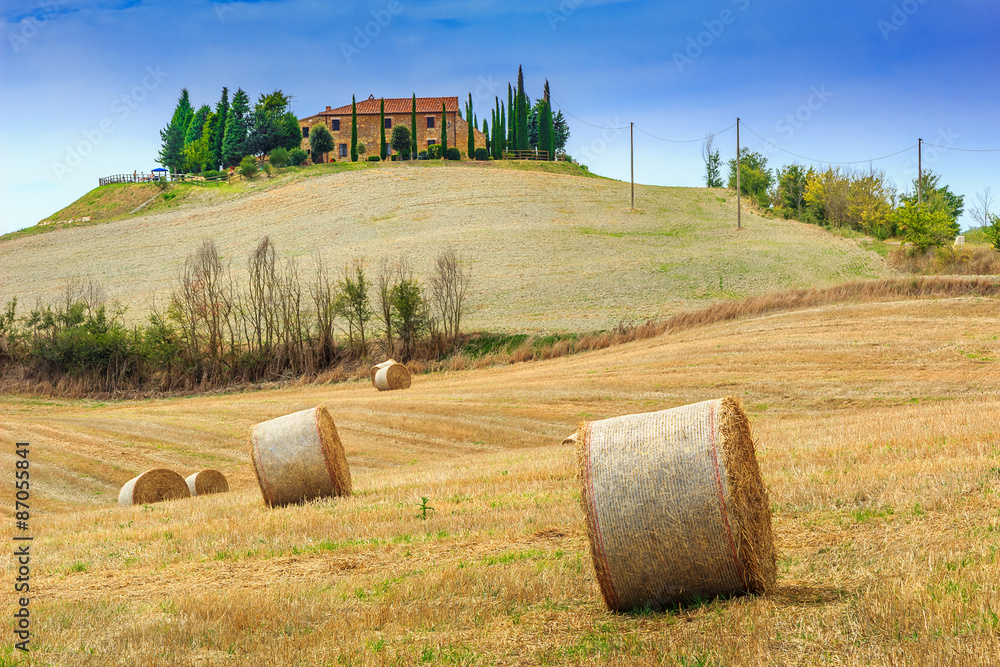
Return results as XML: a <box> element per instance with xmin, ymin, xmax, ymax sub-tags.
<box><xmin>482</xmin><ymin>119</ymin><xmax>490</xmax><ymax>158</ymax></box>
<box><xmin>892</xmin><ymin>201</ymin><xmax>956</xmax><ymax>252</ymax></box>
<box><xmin>172</xmin><ymin>89</ymin><xmax>194</xmax><ymax>141</ymax></box>
<box><xmin>983</xmin><ymin>214</ymin><xmax>1000</xmax><ymax>252</ymax></box>
<box><xmin>184</xmin><ymin>105</ymin><xmax>211</xmax><ymax>146</ymax></box>
<box><xmin>211</xmin><ymin>87</ymin><xmax>229</xmax><ymax>169</ymax></box>
<box><xmin>280</xmin><ymin>112</ymin><xmax>302</xmax><ymax>151</ymax></box>
<box><xmin>727</xmin><ymin>148</ymin><xmax>773</xmax><ymax>207</ymax></box>
<box><xmin>200</xmin><ymin>111</ymin><xmax>219</xmax><ymax>170</ymax></box>
<box><xmin>309</xmin><ymin>124</ymin><xmax>334</xmax><ymax>163</ymax></box>
<box><xmin>702</xmin><ymin>135</ymin><xmax>723</xmax><ymax>188</ymax></box>
<box><xmin>410</xmin><ymin>93</ymin><xmax>418</xmax><ymax>159</ymax></box>
<box><xmin>553</xmin><ymin>110</ymin><xmax>569</xmax><ymax>151</ymax></box>
<box><xmin>221</xmin><ymin>88</ymin><xmax>251</xmax><ymax>167</ymax></box>
<box><xmin>440</xmin><ymin>101</ymin><xmax>448</xmax><ymax>153</ymax></box>
<box><xmin>516</xmin><ymin>66</ymin><xmax>529</xmax><ymax>151</ymax></box>
<box><xmin>848</xmin><ymin>167</ymin><xmax>896</xmax><ymax>238</ymax></box>
<box><xmin>334</xmin><ymin>259</ymin><xmax>373</xmax><ymax>357</ymax></box>
<box><xmin>507</xmin><ymin>84</ymin><xmax>515</xmax><ymax>149</ymax></box>
<box><xmin>269</xmin><ymin>147</ymin><xmax>289</xmax><ymax>168</ymax></box>
<box><xmin>248</xmin><ymin>90</ymin><xmax>294</xmax><ymax>157</ymax></box>
<box><xmin>183</xmin><ymin>112</ymin><xmax>216</xmax><ymax>172</ymax></box>
<box><xmin>391</xmin><ymin>124</ymin><xmax>411</xmax><ymax>160</ymax></box>
<box><xmin>350</xmin><ymin>95</ymin><xmax>358</xmax><ymax>162</ymax></box>
<box><xmin>539</xmin><ymin>80</ymin><xmax>554</xmax><ymax>160</ymax></box>
<box><xmin>774</xmin><ymin>164</ymin><xmax>809</xmax><ymax>218</ymax></box>
<box><xmin>466</xmin><ymin>93</ymin><xmax>475</xmax><ymax>160</ymax></box>
<box><xmin>379</xmin><ymin>98</ymin><xmax>387</xmax><ymax>160</ymax></box>
<box><xmin>900</xmin><ymin>171</ymin><xmax>963</xmax><ymax>236</ymax></box>
<box><xmin>391</xmin><ymin>277</ymin><xmax>426</xmax><ymax>361</ymax></box>
<box><xmin>157</xmin><ymin>92</ymin><xmax>189</xmax><ymax>173</ymax></box>
<box><xmin>239</xmin><ymin>155</ymin><xmax>258</xmax><ymax>179</ymax></box>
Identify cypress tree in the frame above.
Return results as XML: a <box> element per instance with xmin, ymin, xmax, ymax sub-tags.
<box><xmin>483</xmin><ymin>119</ymin><xmax>490</xmax><ymax>158</ymax></box>
<box><xmin>350</xmin><ymin>95</ymin><xmax>358</xmax><ymax>162</ymax></box>
<box><xmin>440</xmin><ymin>101</ymin><xmax>447</xmax><ymax>153</ymax></box>
<box><xmin>516</xmin><ymin>66</ymin><xmax>528</xmax><ymax>151</ymax></box>
<box><xmin>221</xmin><ymin>88</ymin><xmax>250</xmax><ymax>167</ymax></box>
<box><xmin>540</xmin><ymin>80</ymin><xmax>555</xmax><ymax>161</ymax></box>
<box><xmin>507</xmin><ymin>84</ymin><xmax>515</xmax><ymax>150</ymax></box>
<box><xmin>466</xmin><ymin>94</ymin><xmax>475</xmax><ymax>160</ymax></box>
<box><xmin>379</xmin><ymin>97</ymin><xmax>387</xmax><ymax>160</ymax></box>
<box><xmin>410</xmin><ymin>93</ymin><xmax>418</xmax><ymax>159</ymax></box>
<box><xmin>212</xmin><ymin>87</ymin><xmax>229</xmax><ymax>170</ymax></box>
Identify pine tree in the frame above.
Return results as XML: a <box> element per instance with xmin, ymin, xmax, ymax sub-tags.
<box><xmin>211</xmin><ymin>87</ymin><xmax>229</xmax><ymax>170</ymax></box>
<box><xmin>440</xmin><ymin>101</ymin><xmax>447</xmax><ymax>153</ymax></box>
<box><xmin>379</xmin><ymin>98</ymin><xmax>387</xmax><ymax>160</ymax></box>
<box><xmin>466</xmin><ymin>93</ymin><xmax>475</xmax><ymax>160</ymax></box>
<box><xmin>410</xmin><ymin>93</ymin><xmax>418</xmax><ymax>159</ymax></box>
<box><xmin>174</xmin><ymin>89</ymin><xmax>194</xmax><ymax>141</ymax></box>
<box><xmin>350</xmin><ymin>95</ymin><xmax>358</xmax><ymax>162</ymax></box>
<box><xmin>221</xmin><ymin>88</ymin><xmax>251</xmax><ymax>167</ymax></box>
<box><xmin>184</xmin><ymin>105</ymin><xmax>211</xmax><ymax>146</ymax></box>
<box><xmin>200</xmin><ymin>111</ymin><xmax>219</xmax><ymax>170</ymax></box>
<box><xmin>158</xmin><ymin>89</ymin><xmax>193</xmax><ymax>173</ymax></box>
<box><xmin>553</xmin><ymin>110</ymin><xmax>569</xmax><ymax>152</ymax></box>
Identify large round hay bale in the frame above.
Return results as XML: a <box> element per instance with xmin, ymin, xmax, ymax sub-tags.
<box><xmin>118</xmin><ymin>469</ymin><xmax>190</xmax><ymax>507</ymax></box>
<box><xmin>370</xmin><ymin>360</ymin><xmax>397</xmax><ymax>388</ymax></box>
<box><xmin>576</xmin><ymin>397</ymin><xmax>775</xmax><ymax>611</ymax></box>
<box><xmin>248</xmin><ymin>405</ymin><xmax>352</xmax><ymax>508</ymax></box>
<box><xmin>185</xmin><ymin>469</ymin><xmax>229</xmax><ymax>497</ymax></box>
<box><xmin>374</xmin><ymin>361</ymin><xmax>411</xmax><ymax>391</ymax></box>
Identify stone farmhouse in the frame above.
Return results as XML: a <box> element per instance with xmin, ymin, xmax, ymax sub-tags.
<box><xmin>298</xmin><ymin>95</ymin><xmax>486</xmax><ymax>161</ymax></box>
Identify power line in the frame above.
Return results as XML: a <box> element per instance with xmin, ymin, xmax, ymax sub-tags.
<box><xmin>740</xmin><ymin>122</ymin><xmax>917</xmax><ymax>165</ymax></box>
<box><xmin>923</xmin><ymin>143</ymin><xmax>1000</xmax><ymax>153</ymax></box>
<box><xmin>549</xmin><ymin>99</ymin><xmax>629</xmax><ymax>130</ymax></box>
<box><xmin>635</xmin><ymin>123</ymin><xmax>736</xmax><ymax>144</ymax></box>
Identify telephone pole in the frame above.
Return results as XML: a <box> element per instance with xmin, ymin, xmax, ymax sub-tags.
<box><xmin>917</xmin><ymin>138</ymin><xmax>923</xmax><ymax>205</ymax></box>
<box><xmin>736</xmin><ymin>117</ymin><xmax>741</xmax><ymax>230</ymax></box>
<box><xmin>630</xmin><ymin>122</ymin><xmax>635</xmax><ymax>211</ymax></box>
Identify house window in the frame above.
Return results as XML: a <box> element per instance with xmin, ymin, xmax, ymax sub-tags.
<box><xmin>332</xmin><ymin>119</ymin><xmax>341</xmax><ymax>131</ymax></box>
<box><xmin>426</xmin><ymin>116</ymin><xmax>435</xmax><ymax>129</ymax></box>
<box><xmin>385</xmin><ymin>118</ymin><xmax>392</xmax><ymax>129</ymax></box>
<box><xmin>339</xmin><ymin>144</ymin><xmax>347</xmax><ymax>157</ymax></box>
<box><xmin>427</xmin><ymin>139</ymin><xmax>436</xmax><ymax>145</ymax></box>
<box><xmin>301</xmin><ymin>127</ymin><xmax>309</xmax><ymax>138</ymax></box>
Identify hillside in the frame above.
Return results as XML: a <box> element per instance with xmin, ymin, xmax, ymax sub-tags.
<box><xmin>0</xmin><ymin>161</ymin><xmax>891</xmax><ymax>334</ymax></box>
<box><xmin>3</xmin><ymin>294</ymin><xmax>998</xmax><ymax>664</ymax></box>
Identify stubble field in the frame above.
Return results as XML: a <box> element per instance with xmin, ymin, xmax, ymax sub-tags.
<box><xmin>2</xmin><ymin>294</ymin><xmax>999</xmax><ymax>665</ymax></box>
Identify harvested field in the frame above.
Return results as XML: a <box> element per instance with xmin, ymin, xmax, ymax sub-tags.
<box><xmin>0</xmin><ymin>162</ymin><xmax>890</xmax><ymax>333</ymax></box>
<box><xmin>1</xmin><ymin>295</ymin><xmax>998</xmax><ymax>664</ymax></box>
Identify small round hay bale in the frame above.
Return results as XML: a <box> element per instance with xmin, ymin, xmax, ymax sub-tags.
<box><xmin>370</xmin><ymin>360</ymin><xmax>396</xmax><ymax>388</ymax></box>
<box><xmin>374</xmin><ymin>361</ymin><xmax>411</xmax><ymax>391</ymax></box>
<box><xmin>185</xmin><ymin>469</ymin><xmax>229</xmax><ymax>497</ymax></box>
<box><xmin>118</xmin><ymin>469</ymin><xmax>190</xmax><ymax>507</ymax></box>
<box><xmin>248</xmin><ymin>405</ymin><xmax>352</xmax><ymax>508</ymax></box>
<box><xmin>576</xmin><ymin>396</ymin><xmax>775</xmax><ymax>612</ymax></box>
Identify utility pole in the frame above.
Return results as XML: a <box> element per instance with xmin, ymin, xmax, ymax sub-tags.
<box><xmin>736</xmin><ymin>117</ymin><xmax>741</xmax><ymax>230</ymax></box>
<box><xmin>917</xmin><ymin>138</ymin><xmax>923</xmax><ymax>205</ymax></box>
<box><xmin>630</xmin><ymin>122</ymin><xmax>634</xmax><ymax>211</ymax></box>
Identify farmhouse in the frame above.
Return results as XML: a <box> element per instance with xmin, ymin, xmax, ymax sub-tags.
<box><xmin>298</xmin><ymin>95</ymin><xmax>486</xmax><ymax>160</ymax></box>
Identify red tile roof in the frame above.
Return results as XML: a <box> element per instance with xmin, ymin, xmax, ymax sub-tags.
<box><xmin>318</xmin><ymin>95</ymin><xmax>460</xmax><ymax>116</ymax></box>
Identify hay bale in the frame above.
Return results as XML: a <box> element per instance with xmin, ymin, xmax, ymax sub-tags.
<box><xmin>248</xmin><ymin>405</ymin><xmax>352</xmax><ymax>508</ymax></box>
<box><xmin>561</xmin><ymin>432</ymin><xmax>579</xmax><ymax>446</ymax></box>
<box><xmin>370</xmin><ymin>360</ymin><xmax>396</xmax><ymax>387</ymax></box>
<box><xmin>185</xmin><ymin>469</ymin><xmax>229</xmax><ymax>497</ymax></box>
<box><xmin>118</xmin><ymin>469</ymin><xmax>190</xmax><ymax>507</ymax></box>
<box><xmin>576</xmin><ymin>397</ymin><xmax>775</xmax><ymax>611</ymax></box>
<box><xmin>374</xmin><ymin>361</ymin><xmax>411</xmax><ymax>391</ymax></box>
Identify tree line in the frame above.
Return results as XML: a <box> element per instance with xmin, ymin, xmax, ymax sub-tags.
<box><xmin>701</xmin><ymin>136</ymin><xmax>1000</xmax><ymax>254</ymax></box>
<box><xmin>0</xmin><ymin>240</ymin><xmax>471</xmax><ymax>394</ymax></box>
<box><xmin>157</xmin><ymin>88</ymin><xmax>302</xmax><ymax>174</ymax></box>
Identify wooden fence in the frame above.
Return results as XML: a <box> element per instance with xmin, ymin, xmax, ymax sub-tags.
<box><xmin>99</xmin><ymin>172</ymin><xmax>231</xmax><ymax>186</ymax></box>
<box><xmin>501</xmin><ymin>150</ymin><xmax>550</xmax><ymax>161</ymax></box>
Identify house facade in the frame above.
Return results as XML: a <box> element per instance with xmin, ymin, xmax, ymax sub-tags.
<box><xmin>298</xmin><ymin>95</ymin><xmax>486</xmax><ymax>161</ymax></box>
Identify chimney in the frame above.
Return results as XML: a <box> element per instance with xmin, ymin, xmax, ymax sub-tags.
<box><xmin>326</xmin><ymin>106</ymin><xmax>331</xmax><ymax>112</ymax></box>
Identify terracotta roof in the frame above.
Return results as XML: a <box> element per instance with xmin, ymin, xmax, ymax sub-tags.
<box><xmin>318</xmin><ymin>96</ymin><xmax>460</xmax><ymax>116</ymax></box>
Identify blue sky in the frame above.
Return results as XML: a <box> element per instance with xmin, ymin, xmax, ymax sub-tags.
<box><xmin>1</xmin><ymin>0</ymin><xmax>998</xmax><ymax>235</ymax></box>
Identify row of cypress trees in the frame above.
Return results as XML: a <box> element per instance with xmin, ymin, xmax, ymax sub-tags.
<box><xmin>481</xmin><ymin>66</ymin><xmax>562</xmax><ymax>161</ymax></box>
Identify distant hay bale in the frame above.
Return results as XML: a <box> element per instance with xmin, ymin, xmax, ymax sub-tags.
<box><xmin>374</xmin><ymin>361</ymin><xmax>411</xmax><ymax>391</ymax></box>
<box><xmin>185</xmin><ymin>469</ymin><xmax>229</xmax><ymax>497</ymax></box>
<box><xmin>118</xmin><ymin>469</ymin><xmax>190</xmax><ymax>507</ymax></box>
<box><xmin>576</xmin><ymin>397</ymin><xmax>776</xmax><ymax>612</ymax></box>
<box><xmin>370</xmin><ymin>360</ymin><xmax>396</xmax><ymax>387</ymax></box>
<box><xmin>248</xmin><ymin>406</ymin><xmax>352</xmax><ymax>508</ymax></box>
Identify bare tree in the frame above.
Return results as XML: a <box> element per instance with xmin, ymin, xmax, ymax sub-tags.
<box><xmin>334</xmin><ymin>258</ymin><xmax>374</xmax><ymax>358</ymax></box>
<box><xmin>971</xmin><ymin>187</ymin><xmax>995</xmax><ymax>230</ymax></box>
<box><xmin>375</xmin><ymin>257</ymin><xmax>402</xmax><ymax>358</ymax></box>
<box><xmin>309</xmin><ymin>251</ymin><xmax>337</xmax><ymax>368</ymax></box>
<box><xmin>430</xmin><ymin>248</ymin><xmax>472</xmax><ymax>346</ymax></box>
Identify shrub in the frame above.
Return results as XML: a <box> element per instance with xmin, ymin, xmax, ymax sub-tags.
<box><xmin>418</xmin><ymin>151</ymin><xmax>427</xmax><ymax>160</ymax></box>
<box><xmin>262</xmin><ymin>164</ymin><xmax>273</xmax><ymax>178</ymax></box>
<box><xmin>289</xmin><ymin>148</ymin><xmax>307</xmax><ymax>166</ymax></box>
<box><xmin>269</xmin><ymin>147</ymin><xmax>289</xmax><ymax>168</ymax></box>
<box><xmin>445</xmin><ymin>147</ymin><xmax>461</xmax><ymax>161</ymax></box>
<box><xmin>239</xmin><ymin>156</ymin><xmax>257</xmax><ymax>179</ymax></box>
<box><xmin>367</xmin><ymin>155</ymin><xmax>381</xmax><ymax>162</ymax></box>
<box><xmin>391</xmin><ymin>125</ymin><xmax>411</xmax><ymax>159</ymax></box>
<box><xmin>309</xmin><ymin>124</ymin><xmax>334</xmax><ymax>164</ymax></box>
<box><xmin>201</xmin><ymin>170</ymin><xmax>224</xmax><ymax>180</ymax></box>
<box><xmin>426</xmin><ymin>144</ymin><xmax>443</xmax><ymax>160</ymax></box>
<box><xmin>474</xmin><ymin>148</ymin><xmax>489</xmax><ymax>161</ymax></box>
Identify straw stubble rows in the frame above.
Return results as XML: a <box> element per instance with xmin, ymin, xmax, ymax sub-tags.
<box><xmin>1</xmin><ymin>297</ymin><xmax>998</xmax><ymax>664</ymax></box>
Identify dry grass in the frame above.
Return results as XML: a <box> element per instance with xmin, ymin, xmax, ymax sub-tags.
<box><xmin>889</xmin><ymin>244</ymin><xmax>1000</xmax><ymax>275</ymax></box>
<box><xmin>1</xmin><ymin>296</ymin><xmax>1000</xmax><ymax>664</ymax></box>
